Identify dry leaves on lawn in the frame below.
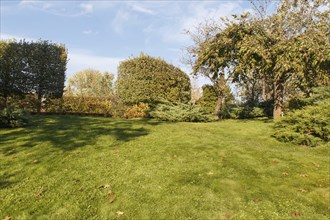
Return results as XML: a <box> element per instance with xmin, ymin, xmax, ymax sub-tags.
<box><xmin>116</xmin><ymin>211</ymin><xmax>124</xmax><ymax>217</ymax></box>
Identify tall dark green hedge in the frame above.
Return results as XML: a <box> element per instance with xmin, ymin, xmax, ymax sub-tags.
<box><xmin>116</xmin><ymin>53</ymin><xmax>191</xmax><ymax>105</ymax></box>
<box><xmin>0</xmin><ymin>39</ymin><xmax>67</xmax><ymax>112</ymax></box>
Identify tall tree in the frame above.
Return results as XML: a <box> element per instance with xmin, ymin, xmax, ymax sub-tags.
<box><xmin>65</xmin><ymin>69</ymin><xmax>114</xmax><ymax>97</ymax></box>
<box><xmin>0</xmin><ymin>40</ymin><xmax>29</xmax><ymax>106</ymax></box>
<box><xmin>116</xmin><ymin>53</ymin><xmax>191</xmax><ymax>104</ymax></box>
<box><xmin>186</xmin><ymin>0</ymin><xmax>329</xmax><ymax>119</ymax></box>
<box><xmin>0</xmin><ymin>39</ymin><xmax>68</xmax><ymax>112</ymax></box>
<box><xmin>28</xmin><ymin>40</ymin><xmax>67</xmax><ymax>112</ymax></box>
<box><xmin>186</xmin><ymin>16</ymin><xmax>250</xmax><ymax>118</ymax></box>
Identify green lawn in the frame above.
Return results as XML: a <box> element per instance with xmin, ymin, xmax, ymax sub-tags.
<box><xmin>1</xmin><ymin>116</ymin><xmax>329</xmax><ymax>220</ymax></box>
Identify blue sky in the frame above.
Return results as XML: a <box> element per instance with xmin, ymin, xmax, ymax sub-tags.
<box><xmin>1</xmin><ymin>0</ymin><xmax>258</xmax><ymax>85</ymax></box>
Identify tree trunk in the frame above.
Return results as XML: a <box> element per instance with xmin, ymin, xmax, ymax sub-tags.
<box><xmin>262</xmin><ymin>77</ymin><xmax>267</xmax><ymax>101</ymax></box>
<box><xmin>37</xmin><ymin>92</ymin><xmax>42</xmax><ymax>113</ymax></box>
<box><xmin>273</xmin><ymin>77</ymin><xmax>284</xmax><ymax>120</ymax></box>
<box><xmin>214</xmin><ymin>72</ymin><xmax>226</xmax><ymax>119</ymax></box>
<box><xmin>214</xmin><ymin>91</ymin><xmax>223</xmax><ymax>118</ymax></box>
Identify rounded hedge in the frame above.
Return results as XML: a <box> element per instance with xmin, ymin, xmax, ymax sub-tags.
<box><xmin>116</xmin><ymin>53</ymin><xmax>191</xmax><ymax>105</ymax></box>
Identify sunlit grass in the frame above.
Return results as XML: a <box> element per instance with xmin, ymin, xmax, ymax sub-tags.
<box><xmin>1</xmin><ymin>116</ymin><xmax>329</xmax><ymax>219</ymax></box>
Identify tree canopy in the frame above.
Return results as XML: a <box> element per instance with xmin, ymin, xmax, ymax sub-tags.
<box><xmin>116</xmin><ymin>53</ymin><xmax>191</xmax><ymax>104</ymax></box>
<box><xmin>65</xmin><ymin>69</ymin><xmax>114</xmax><ymax>97</ymax></box>
<box><xmin>187</xmin><ymin>0</ymin><xmax>330</xmax><ymax>119</ymax></box>
<box><xmin>0</xmin><ymin>39</ymin><xmax>68</xmax><ymax>112</ymax></box>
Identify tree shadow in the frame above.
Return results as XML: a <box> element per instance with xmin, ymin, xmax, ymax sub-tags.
<box><xmin>0</xmin><ymin>115</ymin><xmax>161</xmax><ymax>154</ymax></box>
<box><xmin>0</xmin><ymin>173</ymin><xmax>18</xmax><ymax>189</ymax></box>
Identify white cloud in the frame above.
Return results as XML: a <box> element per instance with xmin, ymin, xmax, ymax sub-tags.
<box><xmin>80</xmin><ymin>3</ymin><xmax>93</xmax><ymax>14</ymax></box>
<box><xmin>67</xmin><ymin>50</ymin><xmax>124</xmax><ymax>81</ymax></box>
<box><xmin>111</xmin><ymin>10</ymin><xmax>131</xmax><ymax>34</ymax></box>
<box><xmin>19</xmin><ymin>0</ymin><xmax>94</xmax><ymax>17</ymax></box>
<box><xmin>129</xmin><ymin>3</ymin><xmax>155</xmax><ymax>15</ymax></box>
<box><xmin>82</xmin><ymin>29</ymin><xmax>99</xmax><ymax>35</ymax></box>
<box><xmin>162</xmin><ymin>1</ymin><xmax>243</xmax><ymax>44</ymax></box>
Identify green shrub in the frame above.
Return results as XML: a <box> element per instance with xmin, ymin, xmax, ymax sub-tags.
<box><xmin>220</xmin><ymin>104</ymin><xmax>240</xmax><ymax>119</ymax></box>
<box><xmin>0</xmin><ymin>105</ymin><xmax>30</xmax><ymax>128</ymax></box>
<box><xmin>150</xmin><ymin>102</ymin><xmax>213</xmax><ymax>122</ymax></box>
<box><xmin>273</xmin><ymin>87</ymin><xmax>330</xmax><ymax>147</ymax></box>
<box><xmin>220</xmin><ymin>104</ymin><xmax>266</xmax><ymax>119</ymax></box>
<box><xmin>124</xmin><ymin>103</ymin><xmax>150</xmax><ymax>118</ymax></box>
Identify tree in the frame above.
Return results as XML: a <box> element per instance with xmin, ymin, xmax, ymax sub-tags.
<box><xmin>186</xmin><ymin>0</ymin><xmax>329</xmax><ymax>119</ymax></box>
<box><xmin>198</xmin><ymin>84</ymin><xmax>234</xmax><ymax>114</ymax></box>
<box><xmin>0</xmin><ymin>40</ymin><xmax>68</xmax><ymax>112</ymax></box>
<box><xmin>65</xmin><ymin>69</ymin><xmax>114</xmax><ymax>97</ymax></box>
<box><xmin>0</xmin><ymin>40</ymin><xmax>29</xmax><ymax>106</ymax></box>
<box><xmin>185</xmin><ymin>17</ymin><xmax>249</xmax><ymax>118</ymax></box>
<box><xmin>116</xmin><ymin>53</ymin><xmax>191</xmax><ymax>104</ymax></box>
<box><xmin>28</xmin><ymin>40</ymin><xmax>68</xmax><ymax>113</ymax></box>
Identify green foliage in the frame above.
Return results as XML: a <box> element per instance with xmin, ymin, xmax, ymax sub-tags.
<box><xmin>0</xmin><ymin>40</ymin><xmax>29</xmax><ymax>100</ymax></box>
<box><xmin>198</xmin><ymin>85</ymin><xmax>217</xmax><ymax>114</ymax></box>
<box><xmin>116</xmin><ymin>53</ymin><xmax>191</xmax><ymax>105</ymax></box>
<box><xmin>60</xmin><ymin>96</ymin><xmax>113</xmax><ymax>115</ymax></box>
<box><xmin>0</xmin><ymin>105</ymin><xmax>30</xmax><ymax>128</ymax></box>
<box><xmin>273</xmin><ymin>87</ymin><xmax>330</xmax><ymax>147</ymax></box>
<box><xmin>65</xmin><ymin>69</ymin><xmax>114</xmax><ymax>97</ymax></box>
<box><xmin>150</xmin><ymin>102</ymin><xmax>212</xmax><ymax>122</ymax></box>
<box><xmin>198</xmin><ymin>84</ymin><xmax>235</xmax><ymax>116</ymax></box>
<box><xmin>288</xmin><ymin>87</ymin><xmax>330</xmax><ymax>110</ymax></box>
<box><xmin>220</xmin><ymin>104</ymin><xmax>266</xmax><ymax>119</ymax></box>
<box><xmin>188</xmin><ymin>0</ymin><xmax>330</xmax><ymax>119</ymax></box>
<box><xmin>124</xmin><ymin>103</ymin><xmax>150</xmax><ymax>118</ymax></box>
<box><xmin>0</xmin><ymin>39</ymin><xmax>68</xmax><ymax>112</ymax></box>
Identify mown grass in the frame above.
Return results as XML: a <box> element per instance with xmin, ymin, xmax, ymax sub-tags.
<box><xmin>0</xmin><ymin>115</ymin><xmax>329</xmax><ymax>220</ymax></box>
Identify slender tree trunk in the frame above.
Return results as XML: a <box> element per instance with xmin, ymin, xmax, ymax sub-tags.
<box><xmin>214</xmin><ymin>72</ymin><xmax>226</xmax><ymax>119</ymax></box>
<box><xmin>262</xmin><ymin>77</ymin><xmax>267</xmax><ymax>101</ymax></box>
<box><xmin>214</xmin><ymin>91</ymin><xmax>223</xmax><ymax>118</ymax></box>
<box><xmin>273</xmin><ymin>77</ymin><xmax>285</xmax><ymax>120</ymax></box>
<box><xmin>37</xmin><ymin>92</ymin><xmax>42</xmax><ymax>113</ymax></box>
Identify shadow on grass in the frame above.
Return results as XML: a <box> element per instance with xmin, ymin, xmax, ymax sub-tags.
<box><xmin>0</xmin><ymin>115</ymin><xmax>161</xmax><ymax>155</ymax></box>
<box><xmin>0</xmin><ymin>173</ymin><xmax>18</xmax><ymax>189</ymax></box>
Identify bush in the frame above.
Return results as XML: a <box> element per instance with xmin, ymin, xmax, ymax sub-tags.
<box><xmin>124</xmin><ymin>103</ymin><xmax>150</xmax><ymax>118</ymax></box>
<box><xmin>0</xmin><ymin>105</ymin><xmax>30</xmax><ymax>128</ymax></box>
<box><xmin>150</xmin><ymin>102</ymin><xmax>213</xmax><ymax>122</ymax></box>
<box><xmin>30</xmin><ymin>96</ymin><xmax>114</xmax><ymax>116</ymax></box>
<box><xmin>220</xmin><ymin>104</ymin><xmax>266</xmax><ymax>119</ymax></box>
<box><xmin>273</xmin><ymin>87</ymin><xmax>330</xmax><ymax>147</ymax></box>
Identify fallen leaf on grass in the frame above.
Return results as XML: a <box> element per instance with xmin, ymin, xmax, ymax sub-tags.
<box><xmin>98</xmin><ymin>184</ymin><xmax>111</xmax><ymax>189</ymax></box>
<box><xmin>35</xmin><ymin>187</ymin><xmax>48</xmax><ymax>198</ymax></box>
<box><xmin>272</xmin><ymin>159</ymin><xmax>279</xmax><ymax>164</ymax></box>
<box><xmin>297</xmin><ymin>188</ymin><xmax>307</xmax><ymax>193</ymax></box>
<box><xmin>282</xmin><ymin>172</ymin><xmax>289</xmax><ymax>176</ymax></box>
<box><xmin>300</xmin><ymin>174</ymin><xmax>308</xmax><ymax>177</ymax></box>
<box><xmin>107</xmin><ymin>190</ymin><xmax>114</xmax><ymax>195</ymax></box>
<box><xmin>312</xmin><ymin>162</ymin><xmax>320</xmax><ymax>168</ymax></box>
<box><xmin>3</xmin><ymin>216</ymin><xmax>11</xmax><ymax>220</ymax></box>
<box><xmin>291</xmin><ymin>211</ymin><xmax>302</xmax><ymax>217</ymax></box>
<box><xmin>116</xmin><ymin>211</ymin><xmax>124</xmax><ymax>216</ymax></box>
<box><xmin>253</xmin><ymin>198</ymin><xmax>262</xmax><ymax>203</ymax></box>
<box><xmin>108</xmin><ymin>195</ymin><xmax>116</xmax><ymax>204</ymax></box>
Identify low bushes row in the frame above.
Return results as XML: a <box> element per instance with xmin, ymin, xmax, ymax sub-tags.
<box><xmin>150</xmin><ymin>102</ymin><xmax>213</xmax><ymax>122</ymax></box>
